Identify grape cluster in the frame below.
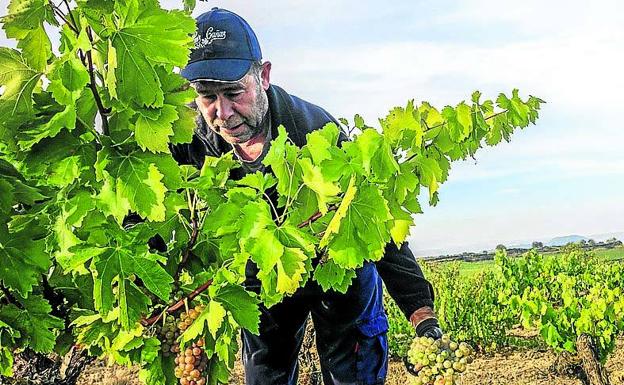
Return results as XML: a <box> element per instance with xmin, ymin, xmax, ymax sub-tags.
<box><xmin>407</xmin><ymin>335</ymin><xmax>474</xmax><ymax>385</ymax></box>
<box><xmin>151</xmin><ymin>303</ymin><xmax>209</xmax><ymax>385</ymax></box>
<box><xmin>172</xmin><ymin>304</ymin><xmax>208</xmax><ymax>385</ymax></box>
<box><xmin>174</xmin><ymin>339</ymin><xmax>209</xmax><ymax>385</ymax></box>
<box><xmin>177</xmin><ymin>304</ymin><xmax>205</xmax><ymax>332</ymax></box>
<box><xmin>156</xmin><ymin>314</ymin><xmax>180</xmax><ymax>357</ymax></box>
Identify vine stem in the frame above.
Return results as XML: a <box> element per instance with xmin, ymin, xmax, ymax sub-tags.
<box><xmin>142</xmin><ymin>280</ymin><xmax>213</xmax><ymax>326</ymax></box>
<box><xmin>174</xmin><ymin>209</ymin><xmax>200</xmax><ymax>282</ymax></box>
<box><xmin>404</xmin><ymin>108</ymin><xmax>509</xmax><ymax>163</ymax></box>
<box><xmin>48</xmin><ymin>1</ymin><xmax>78</xmax><ymax>33</ymax></box>
<box><xmin>298</xmin><ymin>204</ymin><xmax>339</xmax><ymax>229</ymax></box>
<box><xmin>84</xmin><ymin>27</ymin><xmax>111</xmax><ymax>136</ymax></box>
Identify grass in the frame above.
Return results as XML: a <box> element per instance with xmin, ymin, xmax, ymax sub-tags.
<box><xmin>424</xmin><ymin>246</ymin><xmax>624</xmax><ymax>277</ymax></box>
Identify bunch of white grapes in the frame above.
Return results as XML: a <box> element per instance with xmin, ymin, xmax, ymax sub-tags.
<box><xmin>407</xmin><ymin>335</ymin><xmax>474</xmax><ymax>385</ymax></box>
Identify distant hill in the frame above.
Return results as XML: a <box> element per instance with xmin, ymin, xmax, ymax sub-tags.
<box><xmin>546</xmin><ymin>235</ymin><xmax>589</xmax><ymax>246</ymax></box>
<box><xmin>411</xmin><ymin>231</ymin><xmax>624</xmax><ymax>258</ymax></box>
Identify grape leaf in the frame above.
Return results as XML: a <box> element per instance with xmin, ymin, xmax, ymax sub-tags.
<box><xmin>0</xmin><ymin>48</ymin><xmax>41</xmax><ymax>122</ymax></box>
<box><xmin>93</xmin><ymin>244</ymin><xmax>172</xmax><ymax>328</ymax></box>
<box><xmin>213</xmin><ymin>284</ymin><xmax>260</xmax><ymax>335</ymax></box>
<box><xmin>313</xmin><ymin>260</ymin><xmax>356</xmax><ymax>293</ymax></box>
<box><xmin>298</xmin><ymin>157</ymin><xmax>340</xmax><ymax>215</ymax></box>
<box><xmin>0</xmin><ymin>295</ymin><xmax>63</xmax><ymax>353</ymax></box>
<box><xmin>0</xmin><ymin>227</ymin><xmax>50</xmax><ymax>297</ymax></box>
<box><xmin>326</xmin><ymin>183</ymin><xmax>392</xmax><ymax>268</ymax></box>
<box><xmin>135</xmin><ymin>105</ymin><xmax>178</xmax><ymax>153</ymax></box>
<box><xmin>263</xmin><ymin>125</ymin><xmax>300</xmax><ymax>199</ymax></box>
<box><xmin>319</xmin><ymin>175</ymin><xmax>357</xmax><ymax>248</ymax></box>
<box><xmin>96</xmin><ymin>148</ymin><xmax>169</xmax><ymax>221</ymax></box>
<box><xmin>381</xmin><ymin>100</ymin><xmax>423</xmax><ymax>149</ymax></box>
<box><xmin>414</xmin><ymin>154</ymin><xmax>442</xmax><ymax>197</ymax></box>
<box><xmin>1</xmin><ymin>0</ymin><xmax>55</xmax><ymax>72</ymax></box>
<box><xmin>343</xmin><ymin>129</ymin><xmax>399</xmax><ymax>182</ymax></box>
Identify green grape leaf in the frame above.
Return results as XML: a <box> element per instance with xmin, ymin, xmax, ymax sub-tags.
<box><xmin>207</xmin><ymin>301</ymin><xmax>227</xmax><ymax>338</ymax></box>
<box><xmin>1</xmin><ymin>0</ymin><xmax>55</xmax><ymax>71</ymax></box>
<box><xmin>171</xmin><ymin>106</ymin><xmax>196</xmax><ymax>144</ymax></box>
<box><xmin>135</xmin><ymin>105</ymin><xmax>178</xmax><ymax>153</ymax></box>
<box><xmin>213</xmin><ymin>284</ymin><xmax>260</xmax><ymax>335</ymax></box>
<box><xmin>313</xmin><ymin>260</ymin><xmax>356</xmax><ymax>293</ymax></box>
<box><xmin>414</xmin><ymin>154</ymin><xmax>442</xmax><ymax>197</ymax></box>
<box><xmin>298</xmin><ymin>157</ymin><xmax>341</xmax><ymax>215</ymax></box>
<box><xmin>0</xmin><ymin>227</ymin><xmax>50</xmax><ymax>297</ymax></box>
<box><xmin>48</xmin><ymin>155</ymin><xmax>81</xmax><ymax>186</ymax></box>
<box><xmin>236</xmin><ymin>172</ymin><xmax>277</xmax><ymax>194</ymax></box>
<box><xmin>0</xmin><ymin>179</ymin><xmax>15</xmax><ymax>215</ymax></box>
<box><xmin>180</xmin><ymin>304</ymin><xmax>214</xmax><ymax>343</ymax></box>
<box><xmin>263</xmin><ymin>125</ymin><xmax>300</xmax><ymax>198</ymax></box>
<box><xmin>93</xmin><ymin>245</ymin><xmax>172</xmax><ymax>328</ymax></box>
<box><xmin>17</xmin><ymin>105</ymin><xmax>77</xmax><ymax>150</ymax></box>
<box><xmin>139</xmin><ymin>355</ymin><xmax>166</xmax><ymax>385</ymax></box>
<box><xmin>0</xmin><ymin>346</ymin><xmax>13</xmax><ymax>377</ymax></box>
<box><xmin>326</xmin><ymin>183</ymin><xmax>392</xmax><ymax>268</ymax></box>
<box><xmin>381</xmin><ymin>100</ymin><xmax>423</xmax><ymax>149</ymax></box>
<box><xmin>303</xmin><ymin>123</ymin><xmax>340</xmax><ymax>165</ymax></box>
<box><xmin>319</xmin><ymin>175</ymin><xmax>357</xmax><ymax>248</ymax></box>
<box><xmin>110</xmin><ymin>8</ymin><xmax>194</xmax><ymax>107</ymax></box>
<box><xmin>343</xmin><ymin>128</ymin><xmax>399</xmax><ymax>182</ymax></box>
<box><xmin>0</xmin><ymin>295</ymin><xmax>63</xmax><ymax>353</ymax></box>
<box><xmin>442</xmin><ymin>102</ymin><xmax>472</xmax><ymax>142</ymax></box>
<box><xmin>0</xmin><ymin>48</ymin><xmax>41</xmax><ymax>121</ymax></box>
<box><xmin>387</xmin><ymin>202</ymin><xmax>413</xmax><ymax>247</ymax></box>
<box><xmin>183</xmin><ymin>0</ymin><xmax>197</xmax><ymax>13</ymax></box>
<box><xmin>96</xmin><ymin>148</ymin><xmax>169</xmax><ymax>221</ymax></box>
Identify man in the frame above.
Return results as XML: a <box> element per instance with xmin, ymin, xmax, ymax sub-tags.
<box><xmin>173</xmin><ymin>8</ymin><xmax>442</xmax><ymax>385</ymax></box>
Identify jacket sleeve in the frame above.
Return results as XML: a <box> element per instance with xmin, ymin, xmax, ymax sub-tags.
<box><xmin>375</xmin><ymin>242</ymin><xmax>436</xmax><ymax>320</ymax></box>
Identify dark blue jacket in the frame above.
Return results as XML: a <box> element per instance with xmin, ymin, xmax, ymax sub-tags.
<box><xmin>172</xmin><ymin>84</ymin><xmax>434</xmax><ymax>318</ymax></box>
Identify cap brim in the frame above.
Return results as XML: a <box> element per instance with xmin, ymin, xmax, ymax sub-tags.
<box><xmin>181</xmin><ymin>59</ymin><xmax>253</xmax><ymax>82</ymax></box>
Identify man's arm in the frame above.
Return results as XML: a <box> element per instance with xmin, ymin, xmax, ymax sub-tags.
<box><xmin>375</xmin><ymin>242</ymin><xmax>442</xmax><ymax>338</ymax></box>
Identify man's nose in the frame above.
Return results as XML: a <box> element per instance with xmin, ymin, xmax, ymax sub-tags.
<box><xmin>215</xmin><ymin>95</ymin><xmax>234</xmax><ymax>121</ymax></box>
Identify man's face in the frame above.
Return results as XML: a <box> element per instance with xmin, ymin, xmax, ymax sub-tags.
<box><xmin>192</xmin><ymin>62</ymin><xmax>271</xmax><ymax>145</ymax></box>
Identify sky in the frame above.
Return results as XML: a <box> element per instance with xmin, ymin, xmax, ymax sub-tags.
<box><xmin>1</xmin><ymin>0</ymin><xmax>623</xmax><ymax>256</ymax></box>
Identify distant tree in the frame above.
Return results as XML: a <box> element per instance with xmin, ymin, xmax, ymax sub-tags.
<box><xmin>495</xmin><ymin>244</ymin><xmax>507</xmax><ymax>252</ymax></box>
<box><xmin>588</xmin><ymin>239</ymin><xmax>596</xmax><ymax>246</ymax></box>
<box><xmin>532</xmin><ymin>241</ymin><xmax>544</xmax><ymax>249</ymax></box>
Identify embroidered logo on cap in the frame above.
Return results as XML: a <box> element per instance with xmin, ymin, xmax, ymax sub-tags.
<box><xmin>194</xmin><ymin>27</ymin><xmax>227</xmax><ymax>48</ymax></box>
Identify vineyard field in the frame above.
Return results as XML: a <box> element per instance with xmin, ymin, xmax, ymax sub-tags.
<box><xmin>443</xmin><ymin>246</ymin><xmax>624</xmax><ymax>277</ymax></box>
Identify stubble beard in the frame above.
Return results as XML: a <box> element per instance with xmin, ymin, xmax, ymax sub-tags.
<box><xmin>210</xmin><ymin>82</ymin><xmax>269</xmax><ymax>144</ymax></box>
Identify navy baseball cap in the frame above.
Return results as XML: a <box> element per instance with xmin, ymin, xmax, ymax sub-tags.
<box><xmin>181</xmin><ymin>8</ymin><xmax>262</xmax><ymax>82</ymax></box>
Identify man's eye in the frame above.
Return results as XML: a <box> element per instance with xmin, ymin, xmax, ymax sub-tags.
<box><xmin>227</xmin><ymin>92</ymin><xmax>243</xmax><ymax>99</ymax></box>
<box><xmin>202</xmin><ymin>94</ymin><xmax>217</xmax><ymax>101</ymax></box>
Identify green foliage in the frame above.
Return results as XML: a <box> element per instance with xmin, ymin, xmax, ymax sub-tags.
<box><xmin>0</xmin><ymin>0</ymin><xmax>543</xmax><ymax>383</ymax></box>
<box><xmin>496</xmin><ymin>247</ymin><xmax>624</xmax><ymax>362</ymax></box>
<box><xmin>385</xmin><ymin>248</ymin><xmax>624</xmax><ymax>364</ymax></box>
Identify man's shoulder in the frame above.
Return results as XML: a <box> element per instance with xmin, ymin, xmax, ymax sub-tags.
<box><xmin>268</xmin><ymin>84</ymin><xmax>338</xmax><ymax>146</ymax></box>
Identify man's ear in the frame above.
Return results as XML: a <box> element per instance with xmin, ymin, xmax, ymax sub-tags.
<box><xmin>260</xmin><ymin>61</ymin><xmax>272</xmax><ymax>90</ymax></box>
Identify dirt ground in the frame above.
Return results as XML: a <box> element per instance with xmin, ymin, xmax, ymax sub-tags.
<box><xmin>75</xmin><ymin>337</ymin><xmax>624</xmax><ymax>385</ymax></box>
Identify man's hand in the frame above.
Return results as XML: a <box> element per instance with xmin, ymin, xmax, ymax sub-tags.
<box><xmin>409</xmin><ymin>306</ymin><xmax>443</xmax><ymax>339</ymax></box>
